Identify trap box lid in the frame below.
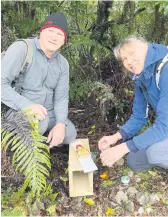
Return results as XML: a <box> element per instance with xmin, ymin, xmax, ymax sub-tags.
<box><xmin>69</xmin><ymin>139</ymin><xmax>98</xmax><ymax>173</ymax></box>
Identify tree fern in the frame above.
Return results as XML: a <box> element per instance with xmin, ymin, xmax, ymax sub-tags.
<box><xmin>1</xmin><ymin>111</ymin><xmax>51</xmax><ymax>198</ymax></box>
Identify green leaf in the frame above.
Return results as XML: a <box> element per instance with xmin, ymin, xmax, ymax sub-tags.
<box><xmin>148</xmin><ymin>170</ymin><xmax>157</xmax><ymax>176</ymax></box>
<box><xmin>101</xmin><ymin>180</ymin><xmax>116</xmax><ymax>187</ymax></box>
<box><xmin>60</xmin><ymin>176</ymin><xmax>68</xmax><ymax>182</ymax></box>
<box><xmin>2</xmin><ymin>131</ymin><xmax>14</xmax><ymax>144</ymax></box>
<box><xmin>5</xmin><ymin>136</ymin><xmax>16</xmax><ymax>150</ymax></box>
<box><xmin>12</xmin><ymin>144</ymin><xmax>27</xmax><ymax>162</ymax></box>
<box><xmin>34</xmin><ymin>142</ymin><xmax>50</xmax><ymax>152</ymax></box>
<box><xmin>84</xmin><ymin>197</ymin><xmax>95</xmax><ymax>206</ymax></box>
<box><xmin>90</xmin><ymin>124</ymin><xmax>96</xmax><ymax>129</ymax></box>
<box><xmin>34</xmin><ymin>152</ymin><xmax>51</xmax><ymax>168</ymax></box>
<box><xmin>46</xmin><ymin>205</ymin><xmax>56</xmax><ymax>216</ymax></box>
<box><xmin>11</xmin><ymin>137</ymin><xmax>25</xmax><ymax>151</ymax></box>
<box><xmin>36</xmin><ymin>163</ymin><xmax>50</xmax><ymax>177</ymax></box>
<box><xmin>88</xmin><ymin>130</ymin><xmax>94</xmax><ymax>135</ymax></box>
<box><xmin>20</xmin><ymin>152</ymin><xmax>34</xmax><ymax>173</ymax></box>
<box><xmin>15</xmin><ymin>150</ymin><xmax>32</xmax><ymax>171</ymax></box>
<box><xmin>14</xmin><ymin>148</ymin><xmax>30</xmax><ymax>163</ymax></box>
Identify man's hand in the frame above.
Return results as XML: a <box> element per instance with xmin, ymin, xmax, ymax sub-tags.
<box><xmin>100</xmin><ymin>143</ymin><xmax>130</xmax><ymax>167</ymax></box>
<box><xmin>28</xmin><ymin>104</ymin><xmax>47</xmax><ymax>120</ymax></box>
<box><xmin>98</xmin><ymin>132</ymin><xmax>122</xmax><ymax>151</ymax></box>
<box><xmin>47</xmin><ymin>123</ymin><xmax>65</xmax><ymax>148</ymax></box>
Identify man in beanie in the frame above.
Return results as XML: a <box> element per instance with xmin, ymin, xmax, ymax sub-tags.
<box><xmin>2</xmin><ymin>12</ymin><xmax>77</xmax><ymax>148</ymax></box>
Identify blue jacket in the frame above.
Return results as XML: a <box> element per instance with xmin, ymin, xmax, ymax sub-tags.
<box><xmin>119</xmin><ymin>43</ymin><xmax>168</xmax><ymax>152</ymax></box>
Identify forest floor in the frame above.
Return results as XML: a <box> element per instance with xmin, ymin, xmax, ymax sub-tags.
<box><xmin>1</xmin><ymin>105</ymin><xmax>168</xmax><ymax>216</ymax></box>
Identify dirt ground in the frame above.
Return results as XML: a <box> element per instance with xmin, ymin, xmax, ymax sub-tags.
<box><xmin>1</xmin><ymin>105</ymin><xmax>168</xmax><ymax>216</ymax></box>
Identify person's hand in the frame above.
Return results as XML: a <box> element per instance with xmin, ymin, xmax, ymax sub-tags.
<box><xmin>47</xmin><ymin>123</ymin><xmax>65</xmax><ymax>148</ymax></box>
<box><xmin>98</xmin><ymin>132</ymin><xmax>122</xmax><ymax>151</ymax></box>
<box><xmin>27</xmin><ymin>104</ymin><xmax>47</xmax><ymax>120</ymax></box>
<box><xmin>100</xmin><ymin>143</ymin><xmax>130</xmax><ymax>167</ymax></box>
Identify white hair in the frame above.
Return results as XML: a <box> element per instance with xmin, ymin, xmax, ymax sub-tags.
<box><xmin>113</xmin><ymin>35</ymin><xmax>148</xmax><ymax>60</ymax></box>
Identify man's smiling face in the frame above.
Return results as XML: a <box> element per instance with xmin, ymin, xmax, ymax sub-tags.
<box><xmin>120</xmin><ymin>41</ymin><xmax>148</xmax><ymax>75</ymax></box>
<box><xmin>40</xmin><ymin>27</ymin><xmax>65</xmax><ymax>52</ymax></box>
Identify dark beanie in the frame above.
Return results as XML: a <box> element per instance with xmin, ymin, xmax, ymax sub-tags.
<box><xmin>40</xmin><ymin>12</ymin><xmax>68</xmax><ymax>42</ymax></box>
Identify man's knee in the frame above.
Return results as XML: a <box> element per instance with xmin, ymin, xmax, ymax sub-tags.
<box><xmin>38</xmin><ymin>115</ymin><xmax>49</xmax><ymax>135</ymax></box>
<box><xmin>47</xmin><ymin>117</ymin><xmax>77</xmax><ymax>144</ymax></box>
<box><xmin>63</xmin><ymin>120</ymin><xmax>77</xmax><ymax>144</ymax></box>
<box><xmin>146</xmin><ymin>140</ymin><xmax>168</xmax><ymax>169</ymax></box>
<box><xmin>127</xmin><ymin>152</ymin><xmax>142</xmax><ymax>172</ymax></box>
<box><xmin>127</xmin><ymin>150</ymin><xmax>154</xmax><ymax>172</ymax></box>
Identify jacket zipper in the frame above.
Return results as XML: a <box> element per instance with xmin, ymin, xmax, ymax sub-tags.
<box><xmin>138</xmin><ymin>79</ymin><xmax>156</xmax><ymax>112</ymax></box>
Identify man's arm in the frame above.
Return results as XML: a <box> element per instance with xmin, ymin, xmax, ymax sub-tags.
<box><xmin>127</xmin><ymin>65</ymin><xmax>168</xmax><ymax>152</ymax></box>
<box><xmin>1</xmin><ymin>41</ymin><xmax>34</xmax><ymax>110</ymax></box>
<box><xmin>119</xmin><ymin>83</ymin><xmax>148</xmax><ymax>142</ymax></box>
<box><xmin>47</xmin><ymin>58</ymin><xmax>69</xmax><ymax>148</ymax></box>
<box><xmin>53</xmin><ymin>57</ymin><xmax>69</xmax><ymax>125</ymax></box>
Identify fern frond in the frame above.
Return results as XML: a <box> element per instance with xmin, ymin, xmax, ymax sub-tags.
<box><xmin>19</xmin><ymin>152</ymin><xmax>33</xmax><ymax>173</ymax></box>
<box><xmin>15</xmin><ymin>149</ymin><xmax>31</xmax><ymax>169</ymax></box>
<box><xmin>12</xmin><ymin>144</ymin><xmax>27</xmax><ymax>164</ymax></box>
<box><xmin>1</xmin><ymin>110</ymin><xmax>51</xmax><ymax>198</ymax></box>
<box><xmin>23</xmin><ymin>159</ymin><xmax>34</xmax><ymax>176</ymax></box>
<box><xmin>1</xmin><ymin>128</ymin><xmax>7</xmax><ymax>138</ymax></box>
<box><xmin>34</xmin><ymin>142</ymin><xmax>50</xmax><ymax>153</ymax></box>
<box><xmin>2</xmin><ymin>131</ymin><xmax>14</xmax><ymax>144</ymax></box>
<box><xmin>11</xmin><ymin>137</ymin><xmax>25</xmax><ymax>151</ymax></box>
<box><xmin>34</xmin><ymin>147</ymin><xmax>51</xmax><ymax>159</ymax></box>
<box><xmin>5</xmin><ymin>136</ymin><xmax>16</xmax><ymax>149</ymax></box>
<box><xmin>34</xmin><ymin>151</ymin><xmax>51</xmax><ymax>168</ymax></box>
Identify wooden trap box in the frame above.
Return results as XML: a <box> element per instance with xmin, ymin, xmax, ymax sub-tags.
<box><xmin>69</xmin><ymin>138</ymin><xmax>97</xmax><ymax>197</ymax></box>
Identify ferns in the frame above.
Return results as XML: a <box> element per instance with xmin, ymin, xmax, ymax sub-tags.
<box><xmin>1</xmin><ymin>111</ymin><xmax>51</xmax><ymax>198</ymax></box>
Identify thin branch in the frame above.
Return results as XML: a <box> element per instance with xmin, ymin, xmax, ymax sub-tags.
<box><xmin>56</xmin><ymin>1</ymin><xmax>65</xmax><ymax>10</ymax></box>
<box><xmin>98</xmin><ymin>7</ymin><xmax>146</xmax><ymax>30</ymax></box>
<box><xmin>74</xmin><ymin>5</ymin><xmax>81</xmax><ymax>34</ymax></box>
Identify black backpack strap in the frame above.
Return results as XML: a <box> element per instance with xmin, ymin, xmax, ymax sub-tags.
<box><xmin>14</xmin><ymin>39</ymin><xmax>33</xmax><ymax>93</ymax></box>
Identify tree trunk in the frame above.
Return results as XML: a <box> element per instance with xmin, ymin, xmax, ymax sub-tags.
<box><xmin>152</xmin><ymin>3</ymin><xmax>161</xmax><ymax>43</ymax></box>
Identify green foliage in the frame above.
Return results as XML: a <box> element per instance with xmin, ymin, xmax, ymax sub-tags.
<box><xmin>101</xmin><ymin>180</ymin><xmax>116</xmax><ymax>187</ymax></box>
<box><xmin>1</xmin><ymin>111</ymin><xmax>51</xmax><ymax>199</ymax></box>
<box><xmin>137</xmin><ymin>169</ymin><xmax>158</xmax><ymax>181</ymax></box>
<box><xmin>2</xmin><ymin>1</ymin><xmax>65</xmax><ymax>39</ymax></box>
<box><xmin>1</xmin><ymin>193</ymin><xmax>11</xmax><ymax>206</ymax></box>
<box><xmin>135</xmin><ymin>169</ymin><xmax>157</xmax><ymax>191</ymax></box>
<box><xmin>40</xmin><ymin>183</ymin><xmax>59</xmax><ymax>203</ymax></box>
<box><xmin>10</xmin><ymin>179</ymin><xmax>30</xmax><ymax>206</ymax></box>
<box><xmin>89</xmin><ymin>82</ymin><xmax>115</xmax><ymax>100</ymax></box>
<box><xmin>46</xmin><ymin>204</ymin><xmax>57</xmax><ymax>216</ymax></box>
<box><xmin>1</xmin><ymin>207</ymin><xmax>26</xmax><ymax>217</ymax></box>
<box><xmin>2</xmin><ymin>1</ymin><xmax>167</xmax><ymax>90</ymax></box>
<box><xmin>69</xmin><ymin>79</ymin><xmax>93</xmax><ymax>102</ymax></box>
<box><xmin>88</xmin><ymin>124</ymin><xmax>96</xmax><ymax>135</ymax></box>
<box><xmin>122</xmin><ymin>168</ymin><xmax>132</xmax><ymax>176</ymax></box>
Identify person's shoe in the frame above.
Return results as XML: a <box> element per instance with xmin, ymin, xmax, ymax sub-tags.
<box><xmin>50</xmin><ymin>144</ymin><xmax>69</xmax><ymax>154</ymax></box>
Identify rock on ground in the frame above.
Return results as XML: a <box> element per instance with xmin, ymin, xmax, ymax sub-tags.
<box><xmin>127</xmin><ymin>187</ymin><xmax>138</xmax><ymax>198</ymax></box>
<box><xmin>115</xmin><ymin>191</ymin><xmax>128</xmax><ymax>205</ymax></box>
<box><xmin>125</xmin><ymin>201</ymin><xmax>135</xmax><ymax>213</ymax></box>
<box><xmin>136</xmin><ymin>192</ymin><xmax>149</xmax><ymax>205</ymax></box>
<box><xmin>149</xmin><ymin>194</ymin><xmax>160</xmax><ymax>204</ymax></box>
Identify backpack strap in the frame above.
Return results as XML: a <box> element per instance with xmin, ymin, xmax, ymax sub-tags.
<box><xmin>14</xmin><ymin>39</ymin><xmax>33</xmax><ymax>93</ymax></box>
<box><xmin>155</xmin><ymin>52</ymin><xmax>168</xmax><ymax>90</ymax></box>
<box><xmin>2</xmin><ymin>39</ymin><xmax>34</xmax><ymax>119</ymax></box>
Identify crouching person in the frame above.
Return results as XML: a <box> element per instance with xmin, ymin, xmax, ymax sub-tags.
<box><xmin>98</xmin><ymin>36</ymin><xmax>168</xmax><ymax>171</ymax></box>
<box><xmin>1</xmin><ymin>12</ymin><xmax>77</xmax><ymax>148</ymax></box>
